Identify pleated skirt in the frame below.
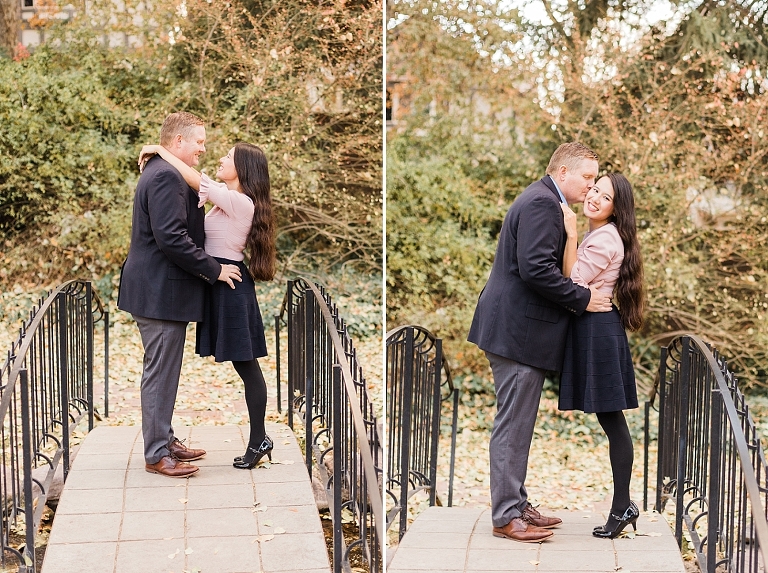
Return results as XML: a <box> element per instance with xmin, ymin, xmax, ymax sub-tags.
<box><xmin>196</xmin><ymin>258</ymin><xmax>268</xmax><ymax>363</ymax></box>
<box><xmin>559</xmin><ymin>307</ymin><xmax>638</xmax><ymax>413</ymax></box>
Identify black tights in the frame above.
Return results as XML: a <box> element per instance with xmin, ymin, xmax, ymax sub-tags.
<box><xmin>232</xmin><ymin>359</ymin><xmax>267</xmax><ymax>448</ymax></box>
<box><xmin>596</xmin><ymin>411</ymin><xmax>633</xmax><ymax>514</ymax></box>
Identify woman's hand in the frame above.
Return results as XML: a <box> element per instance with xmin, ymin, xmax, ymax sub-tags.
<box><xmin>138</xmin><ymin>145</ymin><xmax>162</xmax><ymax>172</ymax></box>
<box><xmin>560</xmin><ymin>203</ymin><xmax>578</xmax><ymax>239</ymax></box>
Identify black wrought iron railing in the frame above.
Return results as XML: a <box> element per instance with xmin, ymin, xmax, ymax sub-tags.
<box><xmin>0</xmin><ymin>280</ymin><xmax>108</xmax><ymax>572</ymax></box>
<box><xmin>385</xmin><ymin>325</ymin><xmax>457</xmax><ymax>541</ymax></box>
<box><xmin>275</xmin><ymin>278</ymin><xmax>383</xmax><ymax>573</ymax></box>
<box><xmin>645</xmin><ymin>334</ymin><xmax>768</xmax><ymax>573</ymax></box>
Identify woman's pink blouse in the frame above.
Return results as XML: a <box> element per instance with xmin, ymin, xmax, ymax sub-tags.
<box><xmin>570</xmin><ymin>223</ymin><xmax>624</xmax><ymax>295</ymax></box>
<box><xmin>198</xmin><ymin>173</ymin><xmax>254</xmax><ymax>261</ymax></box>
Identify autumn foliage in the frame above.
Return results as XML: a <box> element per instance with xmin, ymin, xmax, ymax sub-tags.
<box><xmin>0</xmin><ymin>0</ymin><xmax>382</xmax><ymax>291</ymax></box>
<box><xmin>387</xmin><ymin>1</ymin><xmax>768</xmax><ymax>390</ymax></box>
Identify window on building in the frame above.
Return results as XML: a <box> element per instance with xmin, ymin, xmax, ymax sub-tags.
<box><xmin>23</xmin><ymin>0</ymin><xmax>34</xmax><ymax>8</ymax></box>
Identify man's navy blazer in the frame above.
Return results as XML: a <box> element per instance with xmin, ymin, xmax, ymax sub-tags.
<box><xmin>468</xmin><ymin>175</ymin><xmax>591</xmax><ymax>371</ymax></box>
<box><xmin>117</xmin><ymin>156</ymin><xmax>221</xmax><ymax>323</ymax></box>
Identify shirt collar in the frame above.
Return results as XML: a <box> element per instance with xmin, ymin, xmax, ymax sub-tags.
<box><xmin>550</xmin><ymin>177</ymin><xmax>568</xmax><ymax>205</ymax></box>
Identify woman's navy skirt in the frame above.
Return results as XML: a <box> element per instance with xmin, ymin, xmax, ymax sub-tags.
<box><xmin>559</xmin><ymin>306</ymin><xmax>637</xmax><ymax>413</ymax></box>
<box><xmin>196</xmin><ymin>258</ymin><xmax>268</xmax><ymax>363</ymax></box>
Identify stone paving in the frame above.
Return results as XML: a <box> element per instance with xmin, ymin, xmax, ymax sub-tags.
<box><xmin>388</xmin><ymin>506</ymin><xmax>687</xmax><ymax>573</ymax></box>
<box><xmin>41</xmin><ymin>423</ymin><xmax>330</xmax><ymax>573</ymax></box>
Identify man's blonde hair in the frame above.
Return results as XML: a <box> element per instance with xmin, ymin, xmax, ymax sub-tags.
<box><xmin>545</xmin><ymin>142</ymin><xmax>599</xmax><ymax>176</ymax></box>
<box><xmin>159</xmin><ymin>112</ymin><xmax>205</xmax><ymax>146</ymax></box>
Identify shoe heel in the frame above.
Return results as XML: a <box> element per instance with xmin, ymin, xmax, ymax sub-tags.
<box><xmin>267</xmin><ymin>451</ymin><xmax>272</xmax><ymax>461</ymax></box>
<box><xmin>632</xmin><ymin>521</ymin><xmax>637</xmax><ymax>531</ymax></box>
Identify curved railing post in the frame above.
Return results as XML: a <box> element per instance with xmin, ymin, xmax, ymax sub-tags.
<box><xmin>0</xmin><ymin>280</ymin><xmax>107</xmax><ymax>571</ymax></box>
<box><xmin>448</xmin><ymin>384</ymin><xmax>458</xmax><ymax>508</ymax></box>
<box><xmin>427</xmin><ymin>337</ymin><xmax>442</xmax><ymax>507</ymax></box>
<box><xmin>655</xmin><ymin>345</ymin><xmax>668</xmax><ymax>514</ymax></box>
<box><xmin>643</xmin><ymin>400</ymin><xmax>650</xmax><ymax>512</ymax></box>
<box><xmin>385</xmin><ymin>325</ymin><xmax>457</xmax><ymax>536</ymax></box>
<box><xmin>707</xmin><ymin>388</ymin><xmax>722</xmax><ymax>573</ymax></box>
<box><xmin>332</xmin><ymin>363</ymin><xmax>342</xmax><ymax>573</ymax></box>
<box><xmin>20</xmin><ymin>369</ymin><xmax>35</xmax><ymax>571</ymax></box>
<box><xmin>397</xmin><ymin>327</ymin><xmax>414</xmax><ymax>539</ymax></box>
<box><xmin>86</xmin><ymin>282</ymin><xmax>94</xmax><ymax>431</ymax></box>
<box><xmin>274</xmin><ymin>314</ymin><xmax>281</xmax><ymax>414</ymax></box>
<box><xmin>58</xmin><ymin>292</ymin><xmax>71</xmax><ymax>481</ymax></box>
<box><xmin>104</xmin><ymin>309</ymin><xmax>109</xmax><ymax>418</ymax></box>
<box><xmin>674</xmin><ymin>336</ymin><xmax>692</xmax><ymax>546</ymax></box>
<box><xmin>287</xmin><ymin>280</ymin><xmax>295</xmax><ymax>429</ymax></box>
<box><xmin>304</xmin><ymin>289</ymin><xmax>314</xmax><ymax>476</ymax></box>
<box><xmin>278</xmin><ymin>278</ymin><xmax>384</xmax><ymax>571</ymax></box>
<box><xmin>651</xmin><ymin>333</ymin><xmax>768</xmax><ymax>573</ymax></box>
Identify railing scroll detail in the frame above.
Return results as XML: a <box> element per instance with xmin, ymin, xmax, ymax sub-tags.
<box><xmin>276</xmin><ymin>278</ymin><xmax>383</xmax><ymax>573</ymax></box>
<box><xmin>647</xmin><ymin>334</ymin><xmax>768</xmax><ymax>573</ymax></box>
<box><xmin>385</xmin><ymin>324</ymin><xmax>457</xmax><ymax>541</ymax></box>
<box><xmin>0</xmin><ymin>280</ymin><xmax>107</xmax><ymax>572</ymax></box>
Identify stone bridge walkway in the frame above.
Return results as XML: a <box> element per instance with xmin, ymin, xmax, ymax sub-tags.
<box><xmin>41</xmin><ymin>423</ymin><xmax>330</xmax><ymax>573</ymax></box>
<box><xmin>388</xmin><ymin>506</ymin><xmax>688</xmax><ymax>573</ymax></box>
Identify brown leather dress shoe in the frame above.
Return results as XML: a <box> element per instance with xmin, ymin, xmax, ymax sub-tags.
<box><xmin>168</xmin><ymin>438</ymin><xmax>206</xmax><ymax>461</ymax></box>
<box><xmin>493</xmin><ymin>517</ymin><xmax>553</xmax><ymax>543</ymax></box>
<box><xmin>523</xmin><ymin>503</ymin><xmax>562</xmax><ymax>529</ymax></box>
<box><xmin>145</xmin><ymin>456</ymin><xmax>200</xmax><ymax>478</ymax></box>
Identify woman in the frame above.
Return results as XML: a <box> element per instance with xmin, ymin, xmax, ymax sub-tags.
<box><xmin>139</xmin><ymin>142</ymin><xmax>277</xmax><ymax>470</ymax></box>
<box><xmin>559</xmin><ymin>172</ymin><xmax>644</xmax><ymax>539</ymax></box>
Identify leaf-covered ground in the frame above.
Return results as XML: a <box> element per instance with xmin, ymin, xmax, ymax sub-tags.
<box><xmin>0</xmin><ymin>273</ymin><xmax>383</xmax><ymax>428</ymax></box>
<box><xmin>430</xmin><ymin>392</ymin><xmax>651</xmax><ymax>512</ymax></box>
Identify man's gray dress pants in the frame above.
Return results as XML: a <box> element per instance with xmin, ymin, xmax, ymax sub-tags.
<box><xmin>486</xmin><ymin>351</ymin><xmax>546</xmax><ymax>528</ymax></box>
<box><xmin>133</xmin><ymin>315</ymin><xmax>188</xmax><ymax>464</ymax></box>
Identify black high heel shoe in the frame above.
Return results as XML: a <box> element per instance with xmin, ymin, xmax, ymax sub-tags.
<box><xmin>592</xmin><ymin>501</ymin><xmax>639</xmax><ymax>539</ymax></box>
<box><xmin>233</xmin><ymin>435</ymin><xmax>273</xmax><ymax>469</ymax></box>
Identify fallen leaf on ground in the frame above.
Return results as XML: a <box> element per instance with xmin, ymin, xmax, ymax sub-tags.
<box><xmin>178</xmin><ymin>498</ymin><xmax>188</xmax><ymax>504</ymax></box>
<box><xmin>184</xmin><ymin>548</ymin><xmax>193</xmax><ymax>555</ymax></box>
<box><xmin>529</xmin><ymin>561</ymin><xmax>539</xmax><ymax>566</ymax></box>
<box><xmin>274</xmin><ymin>527</ymin><xmax>286</xmax><ymax>534</ymax></box>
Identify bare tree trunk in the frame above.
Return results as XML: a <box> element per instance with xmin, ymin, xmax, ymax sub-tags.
<box><xmin>0</xmin><ymin>0</ymin><xmax>21</xmax><ymax>58</ymax></box>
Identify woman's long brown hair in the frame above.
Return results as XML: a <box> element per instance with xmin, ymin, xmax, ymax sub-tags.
<box><xmin>233</xmin><ymin>142</ymin><xmax>276</xmax><ymax>281</ymax></box>
<box><xmin>607</xmin><ymin>172</ymin><xmax>644</xmax><ymax>331</ymax></box>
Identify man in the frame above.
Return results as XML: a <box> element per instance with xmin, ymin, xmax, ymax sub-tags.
<box><xmin>118</xmin><ymin>112</ymin><xmax>242</xmax><ymax>478</ymax></box>
<box><xmin>467</xmin><ymin>142</ymin><xmax>613</xmax><ymax>542</ymax></box>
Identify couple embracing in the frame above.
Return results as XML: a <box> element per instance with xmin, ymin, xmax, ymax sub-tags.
<box><xmin>469</xmin><ymin>142</ymin><xmax>645</xmax><ymax>542</ymax></box>
<box><xmin>117</xmin><ymin>111</ymin><xmax>277</xmax><ymax>478</ymax></box>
